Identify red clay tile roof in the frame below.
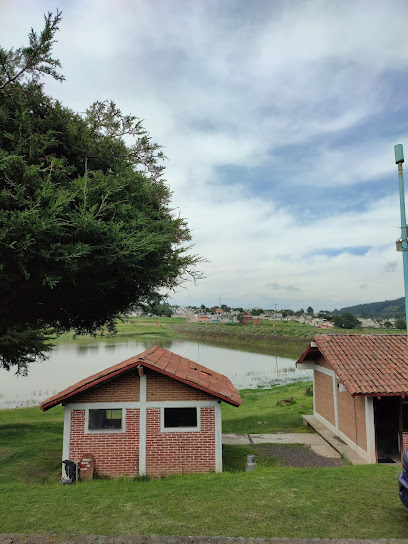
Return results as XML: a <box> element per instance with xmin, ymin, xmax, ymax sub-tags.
<box><xmin>40</xmin><ymin>345</ymin><xmax>242</xmax><ymax>411</ymax></box>
<box><xmin>297</xmin><ymin>334</ymin><xmax>408</xmax><ymax>397</ymax></box>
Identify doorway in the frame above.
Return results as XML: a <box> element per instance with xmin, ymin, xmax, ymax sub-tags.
<box><xmin>374</xmin><ymin>396</ymin><xmax>400</xmax><ymax>463</ymax></box>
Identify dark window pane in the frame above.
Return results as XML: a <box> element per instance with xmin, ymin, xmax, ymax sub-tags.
<box><xmin>89</xmin><ymin>409</ymin><xmax>122</xmax><ymax>430</ymax></box>
<box><xmin>164</xmin><ymin>407</ymin><xmax>197</xmax><ymax>428</ymax></box>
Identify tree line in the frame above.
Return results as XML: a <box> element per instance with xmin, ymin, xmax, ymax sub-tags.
<box><xmin>332</xmin><ymin>297</ymin><xmax>406</xmax><ymax>319</ymax></box>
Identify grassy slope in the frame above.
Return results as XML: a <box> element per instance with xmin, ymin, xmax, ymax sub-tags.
<box><xmin>53</xmin><ymin>316</ymin><xmax>187</xmax><ymax>344</ymax></box>
<box><xmin>0</xmin><ymin>405</ymin><xmax>64</xmax><ymax>484</ymax></box>
<box><xmin>222</xmin><ymin>382</ymin><xmax>313</xmax><ymax>434</ymax></box>
<box><xmin>171</xmin><ymin>320</ymin><xmax>404</xmax><ymax>358</ymax></box>
<box><xmin>1</xmin><ymin>385</ymin><xmax>407</xmax><ymax>537</ymax></box>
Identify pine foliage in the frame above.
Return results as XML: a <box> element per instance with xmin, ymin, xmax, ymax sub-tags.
<box><xmin>0</xmin><ymin>12</ymin><xmax>201</xmax><ymax>373</ymax></box>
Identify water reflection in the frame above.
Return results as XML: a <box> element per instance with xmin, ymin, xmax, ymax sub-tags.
<box><xmin>0</xmin><ymin>337</ymin><xmax>311</xmax><ymax>409</ymax></box>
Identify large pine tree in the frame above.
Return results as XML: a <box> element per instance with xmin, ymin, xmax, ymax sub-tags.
<box><xmin>0</xmin><ymin>12</ymin><xmax>201</xmax><ymax>373</ymax></box>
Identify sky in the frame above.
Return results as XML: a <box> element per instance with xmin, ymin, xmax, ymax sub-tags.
<box><xmin>1</xmin><ymin>0</ymin><xmax>408</xmax><ymax>312</ymax></box>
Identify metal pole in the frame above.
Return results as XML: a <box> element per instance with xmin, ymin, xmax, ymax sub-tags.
<box><xmin>394</xmin><ymin>144</ymin><xmax>408</xmax><ymax>344</ymax></box>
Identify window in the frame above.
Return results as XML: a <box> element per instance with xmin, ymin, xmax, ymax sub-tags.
<box><xmin>162</xmin><ymin>407</ymin><xmax>199</xmax><ymax>431</ymax></box>
<box><xmin>88</xmin><ymin>409</ymin><xmax>123</xmax><ymax>431</ymax></box>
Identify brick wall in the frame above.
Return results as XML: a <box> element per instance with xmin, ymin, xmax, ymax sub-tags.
<box><xmin>314</xmin><ymin>369</ymin><xmax>335</xmax><ymax>426</ymax></box>
<box><xmin>403</xmin><ymin>432</ymin><xmax>408</xmax><ymax>453</ymax></box>
<box><xmin>338</xmin><ymin>391</ymin><xmax>367</xmax><ymax>451</ymax></box>
<box><xmin>146</xmin><ymin>370</ymin><xmax>213</xmax><ymax>401</ymax></box>
<box><xmin>72</xmin><ymin>369</ymin><xmax>140</xmax><ymax>403</ymax></box>
<box><xmin>66</xmin><ymin>367</ymin><xmax>219</xmax><ymax>478</ymax></box>
<box><xmin>69</xmin><ymin>408</ymin><xmax>140</xmax><ymax>477</ymax></box>
<box><xmin>145</xmin><ymin>407</ymin><xmax>216</xmax><ymax>477</ymax></box>
<box><xmin>316</xmin><ymin>356</ymin><xmax>332</xmax><ymax>371</ymax></box>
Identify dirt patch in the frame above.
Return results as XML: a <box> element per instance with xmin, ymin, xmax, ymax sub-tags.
<box><xmin>252</xmin><ymin>443</ymin><xmax>346</xmax><ymax>468</ymax></box>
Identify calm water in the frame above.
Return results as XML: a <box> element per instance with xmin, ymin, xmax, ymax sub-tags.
<box><xmin>0</xmin><ymin>337</ymin><xmax>311</xmax><ymax>409</ymax></box>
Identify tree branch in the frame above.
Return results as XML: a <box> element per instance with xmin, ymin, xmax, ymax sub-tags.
<box><xmin>0</xmin><ymin>10</ymin><xmax>64</xmax><ymax>91</ymax></box>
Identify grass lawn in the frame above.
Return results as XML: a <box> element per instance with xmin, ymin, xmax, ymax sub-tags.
<box><xmin>222</xmin><ymin>381</ymin><xmax>313</xmax><ymax>434</ymax></box>
<box><xmin>53</xmin><ymin>316</ymin><xmax>187</xmax><ymax>344</ymax></box>
<box><xmin>0</xmin><ymin>466</ymin><xmax>406</xmax><ymax>537</ymax></box>
<box><xmin>0</xmin><ymin>405</ymin><xmax>64</xmax><ymax>484</ymax></box>
<box><xmin>0</xmin><ymin>384</ymin><xmax>407</xmax><ymax>538</ymax></box>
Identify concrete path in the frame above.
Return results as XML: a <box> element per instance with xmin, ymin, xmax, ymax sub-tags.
<box><xmin>222</xmin><ymin>432</ymin><xmax>341</xmax><ymax>459</ymax></box>
<box><xmin>302</xmin><ymin>415</ymin><xmax>369</xmax><ymax>465</ymax></box>
<box><xmin>223</xmin><ymin>415</ymin><xmax>375</xmax><ymax>465</ymax></box>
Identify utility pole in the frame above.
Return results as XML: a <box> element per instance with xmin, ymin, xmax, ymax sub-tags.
<box><xmin>395</xmin><ymin>144</ymin><xmax>408</xmax><ymax>344</ymax></box>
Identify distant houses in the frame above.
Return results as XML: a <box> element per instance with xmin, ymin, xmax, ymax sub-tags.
<box><xmin>359</xmin><ymin>318</ymin><xmax>382</xmax><ymax>329</ymax></box>
<box><xmin>146</xmin><ymin>305</ymin><xmax>400</xmax><ymax>330</ymax></box>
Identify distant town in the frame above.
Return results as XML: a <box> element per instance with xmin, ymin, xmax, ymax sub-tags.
<box><xmin>133</xmin><ymin>302</ymin><xmax>406</xmax><ymax>330</ymax></box>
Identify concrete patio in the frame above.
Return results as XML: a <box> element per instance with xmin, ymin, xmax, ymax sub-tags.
<box><xmin>223</xmin><ymin>416</ymin><xmax>372</xmax><ymax>465</ymax></box>
<box><xmin>222</xmin><ymin>431</ymin><xmax>341</xmax><ymax>459</ymax></box>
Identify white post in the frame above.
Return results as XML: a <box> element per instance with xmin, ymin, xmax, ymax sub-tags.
<box><xmin>138</xmin><ymin>374</ymin><xmax>147</xmax><ymax>476</ymax></box>
<box><xmin>62</xmin><ymin>405</ymin><xmax>72</xmax><ymax>477</ymax></box>
<box><xmin>333</xmin><ymin>375</ymin><xmax>339</xmax><ymax>431</ymax></box>
<box><xmin>215</xmin><ymin>402</ymin><xmax>223</xmax><ymax>472</ymax></box>
<box><xmin>365</xmin><ymin>397</ymin><xmax>376</xmax><ymax>462</ymax></box>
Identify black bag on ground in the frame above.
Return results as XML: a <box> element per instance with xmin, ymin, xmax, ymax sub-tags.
<box><xmin>63</xmin><ymin>459</ymin><xmax>77</xmax><ymax>482</ymax></box>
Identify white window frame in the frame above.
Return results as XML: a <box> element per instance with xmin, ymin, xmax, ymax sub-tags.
<box><xmin>160</xmin><ymin>406</ymin><xmax>201</xmax><ymax>433</ymax></box>
<box><xmin>85</xmin><ymin>407</ymin><xmax>126</xmax><ymax>434</ymax></box>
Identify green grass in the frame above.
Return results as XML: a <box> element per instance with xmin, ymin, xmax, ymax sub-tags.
<box><xmin>0</xmin><ymin>465</ymin><xmax>406</xmax><ymax>537</ymax></box>
<box><xmin>222</xmin><ymin>381</ymin><xmax>313</xmax><ymax>434</ymax></box>
<box><xmin>53</xmin><ymin>316</ymin><xmax>187</xmax><ymax>344</ymax></box>
<box><xmin>1</xmin><ymin>385</ymin><xmax>407</xmax><ymax>538</ymax></box>
<box><xmin>0</xmin><ymin>405</ymin><xmax>64</xmax><ymax>484</ymax></box>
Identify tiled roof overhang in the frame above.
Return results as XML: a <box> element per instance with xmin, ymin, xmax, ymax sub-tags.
<box><xmin>296</xmin><ymin>334</ymin><xmax>408</xmax><ymax>398</ymax></box>
<box><xmin>40</xmin><ymin>346</ymin><xmax>242</xmax><ymax>411</ymax></box>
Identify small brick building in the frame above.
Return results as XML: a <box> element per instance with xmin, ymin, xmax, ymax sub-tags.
<box><xmin>297</xmin><ymin>334</ymin><xmax>408</xmax><ymax>463</ymax></box>
<box><xmin>40</xmin><ymin>346</ymin><xmax>242</xmax><ymax>478</ymax></box>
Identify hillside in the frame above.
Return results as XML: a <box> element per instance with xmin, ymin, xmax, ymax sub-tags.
<box><xmin>333</xmin><ymin>297</ymin><xmax>405</xmax><ymax>319</ymax></box>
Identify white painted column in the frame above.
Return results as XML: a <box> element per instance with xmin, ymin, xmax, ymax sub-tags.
<box><xmin>139</xmin><ymin>374</ymin><xmax>147</xmax><ymax>475</ymax></box>
<box><xmin>312</xmin><ymin>370</ymin><xmax>316</xmax><ymax>415</ymax></box>
<box><xmin>333</xmin><ymin>375</ymin><xmax>339</xmax><ymax>431</ymax></box>
<box><xmin>62</xmin><ymin>405</ymin><xmax>72</xmax><ymax>477</ymax></box>
<box><xmin>215</xmin><ymin>402</ymin><xmax>223</xmax><ymax>472</ymax></box>
<box><xmin>365</xmin><ymin>396</ymin><xmax>376</xmax><ymax>463</ymax></box>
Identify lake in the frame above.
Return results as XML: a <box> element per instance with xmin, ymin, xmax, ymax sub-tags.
<box><xmin>0</xmin><ymin>337</ymin><xmax>311</xmax><ymax>409</ymax></box>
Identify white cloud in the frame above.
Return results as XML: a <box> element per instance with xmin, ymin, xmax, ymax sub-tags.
<box><xmin>2</xmin><ymin>0</ymin><xmax>408</xmax><ymax>311</ymax></box>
